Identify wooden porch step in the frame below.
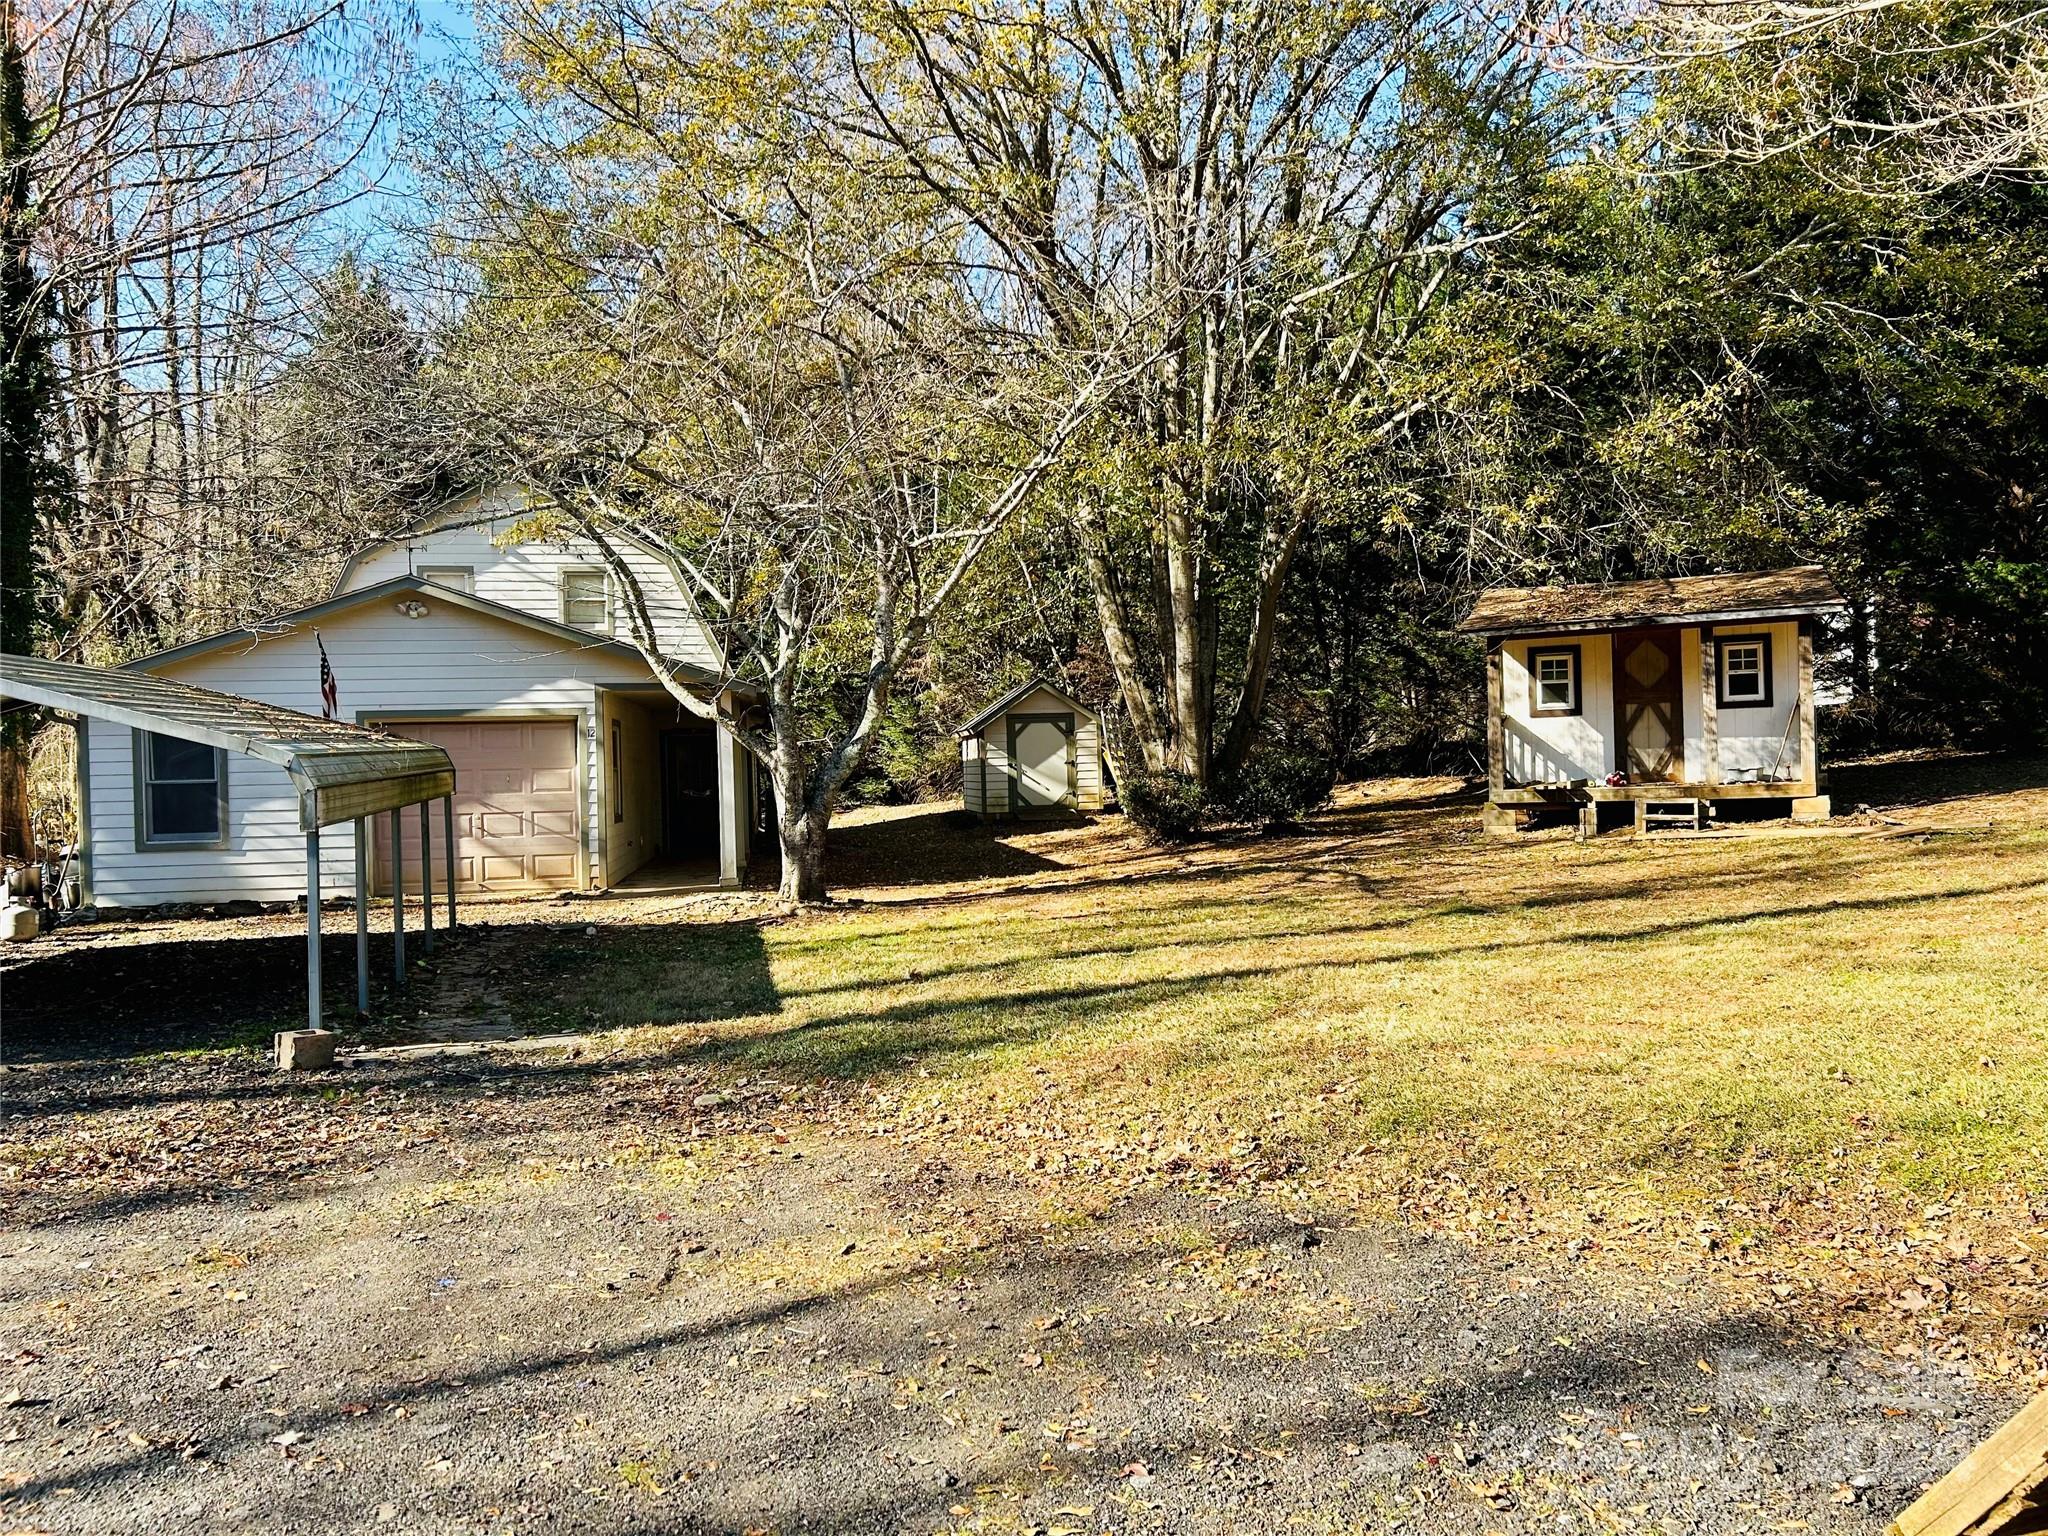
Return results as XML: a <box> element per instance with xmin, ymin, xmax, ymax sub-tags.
<box><xmin>1638</xmin><ymin>798</ymin><xmax>1707</xmax><ymax>832</ymax></box>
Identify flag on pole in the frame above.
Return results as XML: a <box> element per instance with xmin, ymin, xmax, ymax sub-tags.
<box><xmin>317</xmin><ymin>632</ymin><xmax>339</xmax><ymax>720</ymax></box>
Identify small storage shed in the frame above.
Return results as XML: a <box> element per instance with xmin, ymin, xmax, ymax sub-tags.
<box><xmin>1458</xmin><ymin>567</ymin><xmax>1849</xmax><ymax>833</ymax></box>
<box><xmin>957</xmin><ymin>681</ymin><xmax>1105</xmax><ymax>816</ymax></box>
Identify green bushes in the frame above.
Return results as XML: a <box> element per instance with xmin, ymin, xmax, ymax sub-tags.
<box><xmin>1120</xmin><ymin>748</ymin><xmax>1336</xmax><ymax>841</ymax></box>
<box><xmin>1119</xmin><ymin>768</ymin><xmax>1208</xmax><ymax>840</ymax></box>
<box><xmin>1216</xmin><ymin>748</ymin><xmax>1337</xmax><ymax>831</ymax></box>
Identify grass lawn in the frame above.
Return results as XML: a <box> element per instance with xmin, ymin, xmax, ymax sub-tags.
<box><xmin>484</xmin><ymin>753</ymin><xmax>2048</xmax><ymax>1372</ymax></box>
<box><xmin>3</xmin><ymin>754</ymin><xmax>2043</xmax><ymax>1533</ymax></box>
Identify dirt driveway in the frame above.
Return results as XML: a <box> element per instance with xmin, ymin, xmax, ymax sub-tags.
<box><xmin>3</xmin><ymin>757</ymin><xmax>2042</xmax><ymax>1533</ymax></box>
<box><xmin>0</xmin><ymin>1037</ymin><xmax>2023</xmax><ymax>1535</ymax></box>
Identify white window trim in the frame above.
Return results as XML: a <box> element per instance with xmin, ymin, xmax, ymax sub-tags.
<box><xmin>417</xmin><ymin>564</ymin><xmax>474</xmax><ymax>593</ymax></box>
<box><xmin>561</xmin><ymin>567</ymin><xmax>612</xmax><ymax>632</ymax></box>
<box><xmin>1527</xmin><ymin>645</ymin><xmax>1581</xmax><ymax>717</ymax></box>
<box><xmin>1715</xmin><ymin>634</ymin><xmax>1774</xmax><ymax>709</ymax></box>
<box><xmin>132</xmin><ymin>730</ymin><xmax>230</xmax><ymax>852</ymax></box>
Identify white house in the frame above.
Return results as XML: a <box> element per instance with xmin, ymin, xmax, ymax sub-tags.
<box><xmin>78</xmin><ymin>484</ymin><xmax>759</xmax><ymax>908</ymax></box>
<box><xmin>957</xmin><ymin>681</ymin><xmax>1106</xmax><ymax>816</ymax></box>
<box><xmin>1459</xmin><ymin>566</ymin><xmax>1848</xmax><ymax>833</ymax></box>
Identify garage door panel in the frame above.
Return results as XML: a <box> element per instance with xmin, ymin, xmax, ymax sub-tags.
<box><xmin>371</xmin><ymin>718</ymin><xmax>582</xmax><ymax>894</ymax></box>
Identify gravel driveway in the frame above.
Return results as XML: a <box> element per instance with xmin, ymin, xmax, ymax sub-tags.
<box><xmin>1</xmin><ymin>1040</ymin><xmax>2021</xmax><ymax>1535</ymax></box>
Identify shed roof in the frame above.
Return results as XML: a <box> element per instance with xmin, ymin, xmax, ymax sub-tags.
<box><xmin>0</xmin><ymin>653</ymin><xmax>455</xmax><ymax>830</ymax></box>
<box><xmin>956</xmin><ymin>679</ymin><xmax>1098</xmax><ymax>738</ymax></box>
<box><xmin>1459</xmin><ymin>566</ymin><xmax>1846</xmax><ymax>637</ymax></box>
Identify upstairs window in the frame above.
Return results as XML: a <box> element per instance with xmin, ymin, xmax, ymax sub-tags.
<box><xmin>561</xmin><ymin>568</ymin><xmax>610</xmax><ymax>631</ymax></box>
<box><xmin>1528</xmin><ymin>645</ymin><xmax>1580</xmax><ymax>716</ymax></box>
<box><xmin>418</xmin><ymin>565</ymin><xmax>473</xmax><ymax>593</ymax></box>
<box><xmin>137</xmin><ymin>732</ymin><xmax>227</xmax><ymax>848</ymax></box>
<box><xmin>1717</xmin><ymin>634</ymin><xmax>1773</xmax><ymax>708</ymax></box>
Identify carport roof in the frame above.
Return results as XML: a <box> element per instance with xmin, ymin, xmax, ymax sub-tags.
<box><xmin>0</xmin><ymin>653</ymin><xmax>455</xmax><ymax>830</ymax></box>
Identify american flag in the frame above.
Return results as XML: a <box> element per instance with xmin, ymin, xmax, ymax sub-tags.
<box><xmin>317</xmin><ymin>633</ymin><xmax>339</xmax><ymax>719</ymax></box>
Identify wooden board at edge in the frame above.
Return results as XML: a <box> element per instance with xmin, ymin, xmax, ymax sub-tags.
<box><xmin>1889</xmin><ymin>1390</ymin><xmax>2048</xmax><ymax>1536</ymax></box>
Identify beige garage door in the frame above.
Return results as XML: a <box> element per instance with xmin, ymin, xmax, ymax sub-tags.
<box><xmin>372</xmin><ymin>719</ymin><xmax>582</xmax><ymax>894</ymax></box>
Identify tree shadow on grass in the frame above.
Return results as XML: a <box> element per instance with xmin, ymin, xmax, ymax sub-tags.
<box><xmin>0</xmin><ymin>928</ymin><xmax>419</xmax><ymax>1064</ymax></box>
<box><xmin>824</xmin><ymin>803</ymin><xmax>1077</xmax><ymax>890</ymax></box>
<box><xmin>1832</xmin><ymin>749</ymin><xmax>2048</xmax><ymax>810</ymax></box>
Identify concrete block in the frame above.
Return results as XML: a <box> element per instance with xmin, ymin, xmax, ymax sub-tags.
<box><xmin>1481</xmin><ymin>803</ymin><xmax>1519</xmax><ymax>836</ymax></box>
<box><xmin>4</xmin><ymin>905</ymin><xmax>40</xmax><ymax>942</ymax></box>
<box><xmin>274</xmin><ymin>1029</ymin><xmax>337</xmax><ymax>1071</ymax></box>
<box><xmin>1791</xmin><ymin>795</ymin><xmax>1831</xmax><ymax>823</ymax></box>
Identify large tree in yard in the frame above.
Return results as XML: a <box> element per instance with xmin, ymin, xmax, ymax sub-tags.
<box><xmin>473</xmin><ymin>0</ymin><xmax>1603</xmax><ymax>802</ymax></box>
<box><xmin>432</xmin><ymin>16</ymin><xmax>1126</xmax><ymax>901</ymax></box>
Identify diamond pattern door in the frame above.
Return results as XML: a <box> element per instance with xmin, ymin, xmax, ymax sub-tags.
<box><xmin>1616</xmin><ymin>630</ymin><xmax>1682</xmax><ymax>782</ymax></box>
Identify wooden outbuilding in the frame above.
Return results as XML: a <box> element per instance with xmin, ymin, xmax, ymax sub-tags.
<box><xmin>1458</xmin><ymin>567</ymin><xmax>1848</xmax><ymax>834</ymax></box>
<box><xmin>957</xmin><ymin>681</ymin><xmax>1106</xmax><ymax>817</ymax></box>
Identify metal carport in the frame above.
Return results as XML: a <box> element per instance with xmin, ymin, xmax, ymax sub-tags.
<box><xmin>0</xmin><ymin>653</ymin><xmax>459</xmax><ymax>1036</ymax></box>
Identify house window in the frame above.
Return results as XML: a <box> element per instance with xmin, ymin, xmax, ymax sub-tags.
<box><xmin>611</xmin><ymin>719</ymin><xmax>625</xmax><ymax>824</ymax></box>
<box><xmin>561</xmin><ymin>568</ymin><xmax>610</xmax><ymax>631</ymax></box>
<box><xmin>418</xmin><ymin>565</ymin><xmax>473</xmax><ymax>593</ymax></box>
<box><xmin>1716</xmin><ymin>633</ymin><xmax>1774</xmax><ymax>708</ymax></box>
<box><xmin>1527</xmin><ymin>645</ymin><xmax>1581</xmax><ymax>716</ymax></box>
<box><xmin>136</xmin><ymin>731</ymin><xmax>227</xmax><ymax>848</ymax></box>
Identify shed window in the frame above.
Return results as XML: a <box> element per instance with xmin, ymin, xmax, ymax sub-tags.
<box><xmin>1716</xmin><ymin>634</ymin><xmax>1773</xmax><ymax>708</ymax></box>
<box><xmin>139</xmin><ymin>731</ymin><xmax>226</xmax><ymax>847</ymax></box>
<box><xmin>1528</xmin><ymin>646</ymin><xmax>1580</xmax><ymax>716</ymax></box>
<box><xmin>561</xmin><ymin>568</ymin><xmax>610</xmax><ymax>631</ymax></box>
<box><xmin>418</xmin><ymin>565</ymin><xmax>473</xmax><ymax>593</ymax></box>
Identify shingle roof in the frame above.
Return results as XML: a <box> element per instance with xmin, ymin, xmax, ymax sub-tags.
<box><xmin>0</xmin><ymin>653</ymin><xmax>455</xmax><ymax>830</ymax></box>
<box><xmin>1459</xmin><ymin>566</ymin><xmax>1846</xmax><ymax>637</ymax></box>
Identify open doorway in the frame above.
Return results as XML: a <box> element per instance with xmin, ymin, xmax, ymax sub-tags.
<box><xmin>659</xmin><ymin>725</ymin><xmax>718</xmax><ymax>862</ymax></box>
<box><xmin>601</xmin><ymin>692</ymin><xmax>722</xmax><ymax>891</ymax></box>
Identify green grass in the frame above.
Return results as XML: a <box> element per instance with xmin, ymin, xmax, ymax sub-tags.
<box><xmin>516</xmin><ymin>769</ymin><xmax>2048</xmax><ymax>1204</ymax></box>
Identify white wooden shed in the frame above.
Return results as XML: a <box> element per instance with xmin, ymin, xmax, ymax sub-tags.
<box><xmin>957</xmin><ymin>682</ymin><xmax>1105</xmax><ymax>817</ymax></box>
<box><xmin>1458</xmin><ymin>567</ymin><xmax>1849</xmax><ymax>833</ymax></box>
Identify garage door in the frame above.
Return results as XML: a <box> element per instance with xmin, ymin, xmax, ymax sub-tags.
<box><xmin>372</xmin><ymin>719</ymin><xmax>582</xmax><ymax>894</ymax></box>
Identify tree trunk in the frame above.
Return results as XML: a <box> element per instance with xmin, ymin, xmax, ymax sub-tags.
<box><xmin>2</xmin><ymin>27</ymin><xmax>45</xmax><ymax>861</ymax></box>
<box><xmin>1074</xmin><ymin>497</ymin><xmax>1169</xmax><ymax>771</ymax></box>
<box><xmin>774</xmin><ymin>797</ymin><xmax>830</xmax><ymax>905</ymax></box>
<box><xmin>1213</xmin><ymin>505</ymin><xmax>1310</xmax><ymax>782</ymax></box>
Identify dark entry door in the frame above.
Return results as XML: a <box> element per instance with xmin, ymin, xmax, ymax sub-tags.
<box><xmin>660</xmin><ymin>728</ymin><xmax>718</xmax><ymax>859</ymax></box>
<box><xmin>1614</xmin><ymin>628</ymin><xmax>1683</xmax><ymax>782</ymax></box>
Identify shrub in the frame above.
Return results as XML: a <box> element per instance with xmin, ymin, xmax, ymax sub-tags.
<box><xmin>1120</xmin><ymin>768</ymin><xmax>1208</xmax><ymax>841</ymax></box>
<box><xmin>1216</xmin><ymin>748</ymin><xmax>1336</xmax><ymax>832</ymax></box>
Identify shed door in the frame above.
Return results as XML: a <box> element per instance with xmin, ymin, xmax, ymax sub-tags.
<box><xmin>1009</xmin><ymin>715</ymin><xmax>1073</xmax><ymax>809</ymax></box>
<box><xmin>1615</xmin><ymin>630</ymin><xmax>1682</xmax><ymax>782</ymax></box>
<box><xmin>373</xmin><ymin>718</ymin><xmax>582</xmax><ymax>893</ymax></box>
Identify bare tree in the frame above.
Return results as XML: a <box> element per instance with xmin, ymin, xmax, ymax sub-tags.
<box><xmin>1629</xmin><ymin>0</ymin><xmax>2048</xmax><ymax>191</ymax></box>
<box><xmin>423</xmin><ymin>30</ymin><xmax>1130</xmax><ymax>901</ymax></box>
<box><xmin>9</xmin><ymin>0</ymin><xmax>417</xmax><ymax>657</ymax></box>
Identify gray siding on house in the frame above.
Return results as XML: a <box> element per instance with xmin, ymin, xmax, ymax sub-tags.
<box><xmin>339</xmin><ymin>485</ymin><xmax>720</xmax><ymax>670</ymax></box>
